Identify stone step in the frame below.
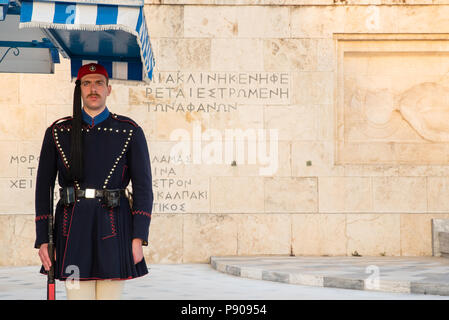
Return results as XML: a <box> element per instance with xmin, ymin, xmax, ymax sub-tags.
<box><xmin>432</xmin><ymin>219</ymin><xmax>449</xmax><ymax>257</ymax></box>
<box><xmin>211</xmin><ymin>256</ymin><xmax>449</xmax><ymax>296</ymax></box>
<box><xmin>439</xmin><ymin>232</ymin><xmax>449</xmax><ymax>259</ymax></box>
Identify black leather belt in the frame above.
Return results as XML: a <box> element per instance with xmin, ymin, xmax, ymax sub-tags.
<box><xmin>75</xmin><ymin>188</ymin><xmax>125</xmax><ymax>199</ymax></box>
<box><xmin>59</xmin><ymin>187</ymin><xmax>126</xmax><ymax>207</ymax></box>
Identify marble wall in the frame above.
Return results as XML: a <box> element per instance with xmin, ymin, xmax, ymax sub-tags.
<box><xmin>2</xmin><ymin>2</ymin><xmax>449</xmax><ymax>266</ymax></box>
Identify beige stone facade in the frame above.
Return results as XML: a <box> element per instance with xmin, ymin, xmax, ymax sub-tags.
<box><xmin>2</xmin><ymin>1</ymin><xmax>449</xmax><ymax>266</ymax></box>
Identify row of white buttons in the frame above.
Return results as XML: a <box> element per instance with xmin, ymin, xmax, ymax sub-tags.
<box><xmin>53</xmin><ymin>128</ymin><xmax>80</xmax><ymax>190</ymax></box>
<box><xmin>102</xmin><ymin>129</ymin><xmax>134</xmax><ymax>189</ymax></box>
<box><xmin>57</xmin><ymin>127</ymin><xmax>132</xmax><ymax>133</ymax></box>
<box><xmin>53</xmin><ymin>128</ymin><xmax>69</xmax><ymax>169</ymax></box>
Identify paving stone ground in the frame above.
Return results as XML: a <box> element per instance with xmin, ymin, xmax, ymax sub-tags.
<box><xmin>1</xmin><ymin>257</ymin><xmax>449</xmax><ymax>300</ymax></box>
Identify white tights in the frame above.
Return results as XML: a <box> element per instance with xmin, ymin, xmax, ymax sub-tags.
<box><xmin>65</xmin><ymin>279</ymin><xmax>125</xmax><ymax>300</ymax></box>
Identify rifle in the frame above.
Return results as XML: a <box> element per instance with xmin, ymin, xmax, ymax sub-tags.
<box><xmin>47</xmin><ymin>186</ymin><xmax>55</xmax><ymax>300</ymax></box>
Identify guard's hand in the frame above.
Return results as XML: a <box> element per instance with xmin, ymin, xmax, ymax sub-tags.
<box><xmin>132</xmin><ymin>238</ymin><xmax>144</xmax><ymax>264</ymax></box>
<box><xmin>38</xmin><ymin>243</ymin><xmax>55</xmax><ymax>271</ymax></box>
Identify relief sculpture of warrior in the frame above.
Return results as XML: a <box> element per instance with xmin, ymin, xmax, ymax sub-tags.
<box><xmin>34</xmin><ymin>63</ymin><xmax>154</xmax><ymax>300</ymax></box>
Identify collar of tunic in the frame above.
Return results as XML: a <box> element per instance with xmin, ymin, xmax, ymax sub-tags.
<box><xmin>82</xmin><ymin>107</ymin><xmax>110</xmax><ymax>127</ymax></box>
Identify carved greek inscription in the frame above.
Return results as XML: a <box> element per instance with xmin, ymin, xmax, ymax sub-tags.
<box><xmin>151</xmin><ymin>154</ymin><xmax>208</xmax><ymax>214</ymax></box>
<box><xmin>130</xmin><ymin>72</ymin><xmax>290</xmax><ymax>111</ymax></box>
<box><xmin>9</xmin><ymin>154</ymin><xmax>39</xmax><ymax>189</ymax></box>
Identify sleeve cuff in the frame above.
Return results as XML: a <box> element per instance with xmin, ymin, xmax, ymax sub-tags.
<box><xmin>132</xmin><ymin>210</ymin><xmax>151</xmax><ymax>246</ymax></box>
<box><xmin>35</xmin><ymin>215</ymin><xmax>50</xmax><ymax>249</ymax></box>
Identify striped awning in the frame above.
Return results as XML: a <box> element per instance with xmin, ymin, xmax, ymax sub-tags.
<box><xmin>0</xmin><ymin>0</ymin><xmax>9</xmax><ymax>21</ymax></box>
<box><xmin>18</xmin><ymin>0</ymin><xmax>155</xmax><ymax>81</ymax></box>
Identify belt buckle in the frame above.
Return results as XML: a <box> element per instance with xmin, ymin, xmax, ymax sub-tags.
<box><xmin>85</xmin><ymin>188</ymin><xmax>95</xmax><ymax>199</ymax></box>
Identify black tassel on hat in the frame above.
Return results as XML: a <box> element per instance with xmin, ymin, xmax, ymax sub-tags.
<box><xmin>69</xmin><ymin>79</ymin><xmax>84</xmax><ymax>182</ymax></box>
<box><xmin>70</xmin><ymin>62</ymin><xmax>109</xmax><ymax>181</ymax></box>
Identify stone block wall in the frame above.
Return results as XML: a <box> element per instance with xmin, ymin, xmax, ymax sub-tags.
<box><xmin>2</xmin><ymin>1</ymin><xmax>449</xmax><ymax>266</ymax></box>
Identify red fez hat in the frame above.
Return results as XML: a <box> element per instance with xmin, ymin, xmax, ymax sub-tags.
<box><xmin>76</xmin><ymin>63</ymin><xmax>109</xmax><ymax>81</ymax></box>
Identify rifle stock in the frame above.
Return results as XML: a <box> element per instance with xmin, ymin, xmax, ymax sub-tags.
<box><xmin>47</xmin><ymin>186</ymin><xmax>55</xmax><ymax>300</ymax></box>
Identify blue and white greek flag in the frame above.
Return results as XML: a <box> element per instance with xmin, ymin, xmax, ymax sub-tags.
<box><xmin>19</xmin><ymin>0</ymin><xmax>155</xmax><ymax>81</ymax></box>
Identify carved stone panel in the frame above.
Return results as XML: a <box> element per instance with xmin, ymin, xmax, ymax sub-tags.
<box><xmin>336</xmin><ymin>35</ymin><xmax>449</xmax><ymax>165</ymax></box>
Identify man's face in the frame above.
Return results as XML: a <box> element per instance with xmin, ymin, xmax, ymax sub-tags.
<box><xmin>80</xmin><ymin>73</ymin><xmax>111</xmax><ymax>112</ymax></box>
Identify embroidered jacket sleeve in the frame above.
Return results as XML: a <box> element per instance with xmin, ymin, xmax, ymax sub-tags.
<box><xmin>34</xmin><ymin>126</ymin><xmax>57</xmax><ymax>249</ymax></box>
<box><xmin>128</xmin><ymin>126</ymin><xmax>153</xmax><ymax>246</ymax></box>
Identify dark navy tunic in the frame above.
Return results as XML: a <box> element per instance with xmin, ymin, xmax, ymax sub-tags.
<box><xmin>35</xmin><ymin>107</ymin><xmax>153</xmax><ymax>280</ymax></box>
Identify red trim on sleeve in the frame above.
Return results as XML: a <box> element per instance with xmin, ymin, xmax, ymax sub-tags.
<box><xmin>35</xmin><ymin>215</ymin><xmax>49</xmax><ymax>222</ymax></box>
<box><xmin>132</xmin><ymin>210</ymin><xmax>152</xmax><ymax>218</ymax></box>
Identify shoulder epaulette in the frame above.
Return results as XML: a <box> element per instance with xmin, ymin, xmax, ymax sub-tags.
<box><xmin>110</xmin><ymin>113</ymin><xmax>139</xmax><ymax>127</ymax></box>
<box><xmin>50</xmin><ymin>116</ymin><xmax>72</xmax><ymax>127</ymax></box>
